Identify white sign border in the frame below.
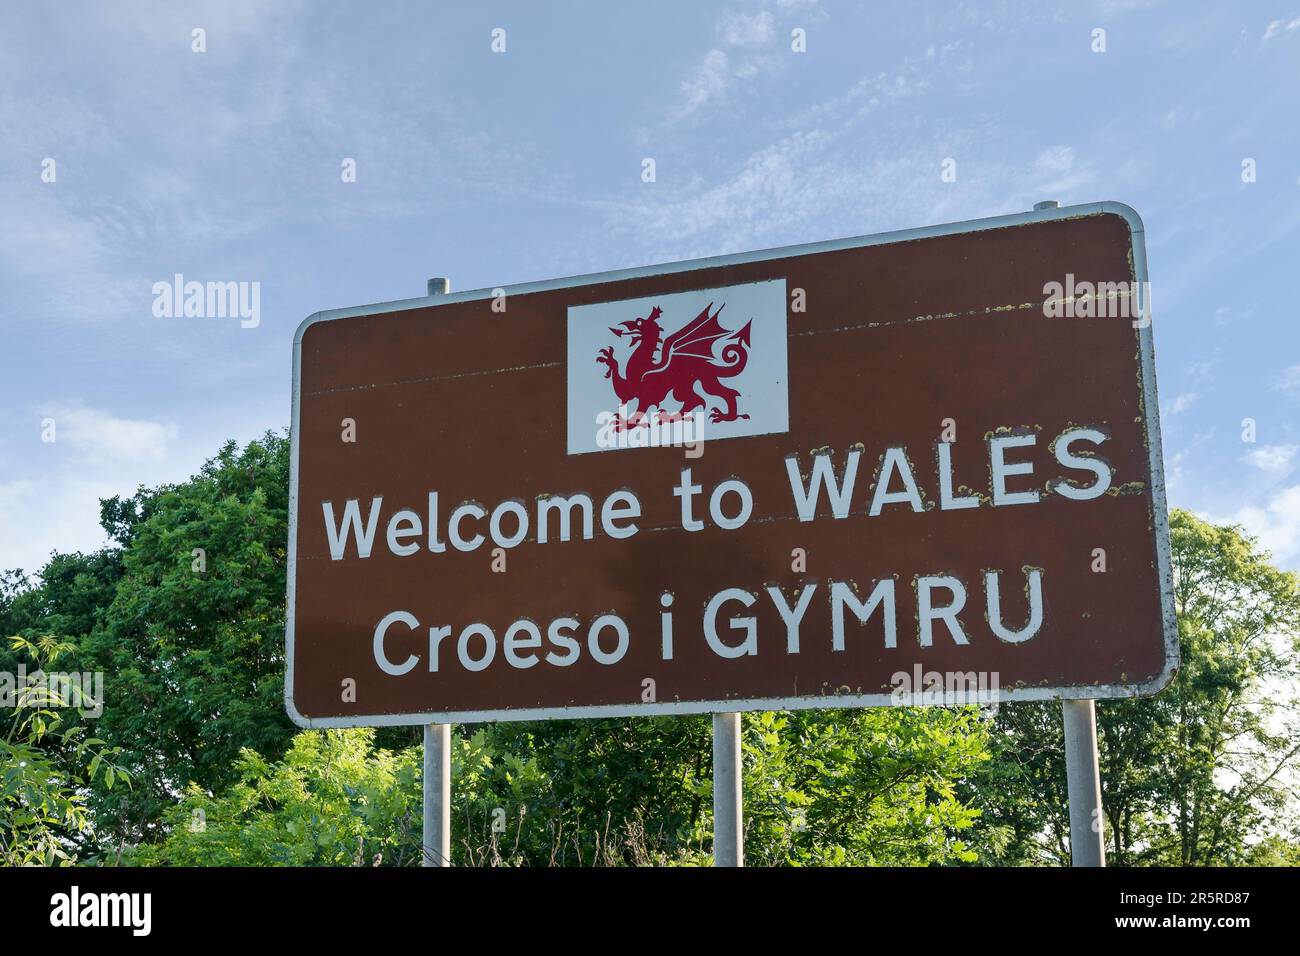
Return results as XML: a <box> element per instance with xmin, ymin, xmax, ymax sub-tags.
<box><xmin>285</xmin><ymin>201</ymin><xmax>1179</xmax><ymax>728</ymax></box>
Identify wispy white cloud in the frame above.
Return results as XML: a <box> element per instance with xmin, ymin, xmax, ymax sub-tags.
<box><xmin>1243</xmin><ymin>444</ymin><xmax>1298</xmax><ymax>473</ymax></box>
<box><xmin>1213</xmin><ymin>305</ymin><xmax>1252</xmax><ymax>326</ymax></box>
<box><xmin>1030</xmin><ymin>145</ymin><xmax>1095</xmax><ymax>197</ymax></box>
<box><xmin>599</xmin><ymin>120</ymin><xmax>995</xmax><ymax>262</ymax></box>
<box><xmin>1226</xmin><ymin>485</ymin><xmax>1300</xmax><ymax>564</ymax></box>
<box><xmin>0</xmin><ymin>1</ymin><xmax>548</xmax><ymax>326</ymax></box>
<box><xmin>666</xmin><ymin>2</ymin><xmax>818</xmax><ymax>123</ymax></box>
<box><xmin>36</xmin><ymin>403</ymin><xmax>178</xmax><ymax>464</ymax></box>
<box><xmin>1276</xmin><ymin>364</ymin><xmax>1300</xmax><ymax>396</ymax></box>
<box><xmin>718</xmin><ymin>10</ymin><xmax>776</xmax><ymax>47</ymax></box>
<box><xmin>676</xmin><ymin>49</ymin><xmax>733</xmax><ymax>121</ymax></box>
<box><xmin>608</xmin><ymin>34</ymin><xmax>996</xmax><ymax>262</ymax></box>
<box><xmin>1263</xmin><ymin>15</ymin><xmax>1300</xmax><ymax>41</ymax></box>
<box><xmin>1186</xmin><ymin>357</ymin><xmax>1219</xmax><ymax>384</ymax></box>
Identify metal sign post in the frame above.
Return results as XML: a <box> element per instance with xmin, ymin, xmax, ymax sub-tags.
<box><xmin>1062</xmin><ymin>699</ymin><xmax>1106</xmax><ymax>866</ymax></box>
<box><xmin>422</xmin><ymin>722</ymin><xmax>451</xmax><ymax>866</ymax></box>
<box><xmin>421</xmin><ymin>277</ymin><xmax>453</xmax><ymax>869</ymax></box>
<box><xmin>1028</xmin><ymin>204</ymin><xmax>1106</xmax><ymax>870</ymax></box>
<box><xmin>712</xmin><ymin>712</ymin><xmax>743</xmax><ymax>866</ymax></box>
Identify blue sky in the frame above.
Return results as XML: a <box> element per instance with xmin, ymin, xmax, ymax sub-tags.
<box><xmin>2</xmin><ymin>0</ymin><xmax>1299</xmax><ymax>576</ymax></box>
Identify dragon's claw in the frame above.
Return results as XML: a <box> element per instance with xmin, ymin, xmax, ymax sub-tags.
<box><xmin>612</xmin><ymin>413</ymin><xmax>649</xmax><ymax>432</ymax></box>
<box><xmin>596</xmin><ymin>347</ymin><xmax>616</xmax><ymax>379</ymax></box>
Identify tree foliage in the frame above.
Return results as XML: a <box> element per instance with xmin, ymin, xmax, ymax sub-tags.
<box><xmin>969</xmin><ymin>510</ymin><xmax>1300</xmax><ymax>865</ymax></box>
<box><xmin>1</xmin><ymin>635</ymin><xmax>130</xmax><ymax>865</ymax></box>
<box><xmin>134</xmin><ymin>710</ymin><xmax>989</xmax><ymax>867</ymax></box>
<box><xmin>80</xmin><ymin>434</ymin><xmax>296</xmax><ymax>852</ymax></box>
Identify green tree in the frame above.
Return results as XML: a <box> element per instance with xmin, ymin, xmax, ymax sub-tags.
<box><xmin>136</xmin><ymin>709</ymin><xmax>991</xmax><ymax>867</ymax></box>
<box><xmin>79</xmin><ymin>432</ymin><xmax>296</xmax><ymax>853</ymax></box>
<box><xmin>130</xmin><ymin>729</ymin><xmax>421</xmax><ymax>866</ymax></box>
<box><xmin>970</xmin><ymin>509</ymin><xmax>1300</xmax><ymax>865</ymax></box>
<box><xmin>480</xmin><ymin>716</ymin><xmax>713</xmax><ymax>865</ymax></box>
<box><xmin>1</xmin><ymin>635</ymin><xmax>130</xmax><ymax>865</ymax></box>
<box><xmin>133</xmin><ymin>727</ymin><xmax>570</xmax><ymax>867</ymax></box>
<box><xmin>0</xmin><ymin>552</ymin><xmax>122</xmax><ymax>736</ymax></box>
<box><xmin>743</xmin><ymin>707</ymin><xmax>991</xmax><ymax>865</ymax></box>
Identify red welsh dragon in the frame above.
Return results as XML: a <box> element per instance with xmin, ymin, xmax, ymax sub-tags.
<box><xmin>596</xmin><ymin>303</ymin><xmax>752</xmax><ymax>430</ymax></box>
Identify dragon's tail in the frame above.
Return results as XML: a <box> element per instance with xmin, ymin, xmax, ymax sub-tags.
<box><xmin>716</xmin><ymin>320</ymin><xmax>752</xmax><ymax>378</ymax></box>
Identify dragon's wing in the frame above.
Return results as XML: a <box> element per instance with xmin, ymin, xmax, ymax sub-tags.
<box><xmin>652</xmin><ymin>304</ymin><xmax>730</xmax><ymax>371</ymax></box>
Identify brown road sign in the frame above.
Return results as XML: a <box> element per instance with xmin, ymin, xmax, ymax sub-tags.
<box><xmin>285</xmin><ymin>201</ymin><xmax>1177</xmax><ymax>727</ymax></box>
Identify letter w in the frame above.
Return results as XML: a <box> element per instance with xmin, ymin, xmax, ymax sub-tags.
<box><xmin>785</xmin><ymin>449</ymin><xmax>860</xmax><ymax>521</ymax></box>
<box><xmin>323</xmin><ymin>497</ymin><xmax>383</xmax><ymax>559</ymax></box>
